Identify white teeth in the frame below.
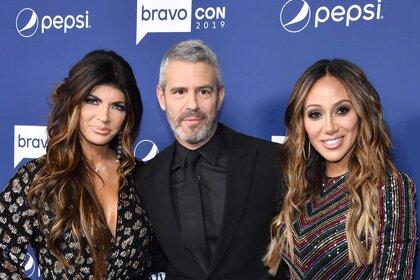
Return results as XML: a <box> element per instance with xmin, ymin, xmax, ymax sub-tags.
<box><xmin>324</xmin><ymin>137</ymin><xmax>342</xmax><ymax>145</ymax></box>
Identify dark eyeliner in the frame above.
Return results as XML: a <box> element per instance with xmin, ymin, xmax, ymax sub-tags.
<box><xmin>307</xmin><ymin>110</ymin><xmax>321</xmax><ymax>119</ymax></box>
<box><xmin>336</xmin><ymin>105</ymin><xmax>350</xmax><ymax>115</ymax></box>
<box><xmin>84</xmin><ymin>95</ymin><xmax>98</xmax><ymax>104</ymax></box>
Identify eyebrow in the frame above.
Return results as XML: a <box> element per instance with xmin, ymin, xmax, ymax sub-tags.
<box><xmin>196</xmin><ymin>85</ymin><xmax>215</xmax><ymax>91</ymax></box>
<box><xmin>87</xmin><ymin>93</ymin><xmax>126</xmax><ymax>104</ymax></box>
<box><xmin>169</xmin><ymin>85</ymin><xmax>215</xmax><ymax>93</ymax></box>
<box><xmin>169</xmin><ymin>86</ymin><xmax>186</xmax><ymax>93</ymax></box>
<box><xmin>86</xmin><ymin>93</ymin><xmax>101</xmax><ymax>100</ymax></box>
<box><xmin>304</xmin><ymin>99</ymin><xmax>352</xmax><ymax>110</ymax></box>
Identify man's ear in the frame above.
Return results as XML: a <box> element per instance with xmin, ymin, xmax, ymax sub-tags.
<box><xmin>217</xmin><ymin>86</ymin><xmax>225</xmax><ymax>110</ymax></box>
<box><xmin>157</xmin><ymin>85</ymin><xmax>166</xmax><ymax>111</ymax></box>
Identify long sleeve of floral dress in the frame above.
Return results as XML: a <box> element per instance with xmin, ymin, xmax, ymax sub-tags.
<box><xmin>374</xmin><ymin>171</ymin><xmax>417</xmax><ymax>279</ymax></box>
<box><xmin>1</xmin><ymin>157</ymin><xmax>152</xmax><ymax>280</ymax></box>
<box><xmin>0</xmin><ymin>160</ymin><xmax>40</xmax><ymax>279</ymax></box>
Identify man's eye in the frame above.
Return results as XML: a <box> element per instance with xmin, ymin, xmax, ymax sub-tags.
<box><xmin>174</xmin><ymin>90</ymin><xmax>184</xmax><ymax>95</ymax></box>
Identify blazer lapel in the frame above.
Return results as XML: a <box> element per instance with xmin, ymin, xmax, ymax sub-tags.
<box><xmin>148</xmin><ymin>145</ymin><xmax>179</xmax><ymax>237</ymax></box>
<box><xmin>147</xmin><ymin>144</ymin><xmax>206</xmax><ymax>278</ymax></box>
<box><xmin>206</xmin><ymin>127</ymin><xmax>257</xmax><ymax>276</ymax></box>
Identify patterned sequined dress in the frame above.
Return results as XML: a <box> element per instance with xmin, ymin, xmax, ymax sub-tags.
<box><xmin>281</xmin><ymin>171</ymin><xmax>416</xmax><ymax>279</ymax></box>
<box><xmin>0</xmin><ymin>157</ymin><xmax>152</xmax><ymax>279</ymax></box>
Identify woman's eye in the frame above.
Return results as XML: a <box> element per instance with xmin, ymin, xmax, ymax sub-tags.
<box><xmin>336</xmin><ymin>106</ymin><xmax>350</xmax><ymax>115</ymax></box>
<box><xmin>112</xmin><ymin>103</ymin><xmax>126</xmax><ymax>112</ymax></box>
<box><xmin>84</xmin><ymin>96</ymin><xmax>99</xmax><ymax>105</ymax></box>
<box><xmin>307</xmin><ymin>111</ymin><xmax>321</xmax><ymax>119</ymax></box>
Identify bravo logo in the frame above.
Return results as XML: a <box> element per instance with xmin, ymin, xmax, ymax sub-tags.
<box><xmin>134</xmin><ymin>140</ymin><xmax>159</xmax><ymax>162</ymax></box>
<box><xmin>16</xmin><ymin>7</ymin><xmax>91</xmax><ymax>38</ymax></box>
<box><xmin>14</xmin><ymin>125</ymin><xmax>48</xmax><ymax>168</ymax></box>
<box><xmin>136</xmin><ymin>0</ymin><xmax>226</xmax><ymax>44</ymax></box>
<box><xmin>280</xmin><ymin>0</ymin><xmax>383</xmax><ymax>33</ymax></box>
<box><xmin>137</xmin><ymin>0</ymin><xmax>192</xmax><ymax>44</ymax></box>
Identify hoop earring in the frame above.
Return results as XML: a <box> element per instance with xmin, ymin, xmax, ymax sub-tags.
<box><xmin>116</xmin><ymin>130</ymin><xmax>122</xmax><ymax>163</ymax></box>
<box><xmin>303</xmin><ymin>141</ymin><xmax>311</xmax><ymax>161</ymax></box>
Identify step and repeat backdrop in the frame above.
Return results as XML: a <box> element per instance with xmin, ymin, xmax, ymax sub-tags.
<box><xmin>1</xmin><ymin>0</ymin><xmax>419</xmax><ymax>278</ymax></box>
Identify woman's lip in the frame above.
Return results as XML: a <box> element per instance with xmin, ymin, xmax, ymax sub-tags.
<box><xmin>91</xmin><ymin>126</ymin><xmax>111</xmax><ymax>134</ymax></box>
<box><xmin>322</xmin><ymin>137</ymin><xmax>343</xmax><ymax>148</ymax></box>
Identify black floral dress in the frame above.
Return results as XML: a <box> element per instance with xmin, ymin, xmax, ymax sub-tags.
<box><xmin>0</xmin><ymin>157</ymin><xmax>152</xmax><ymax>279</ymax></box>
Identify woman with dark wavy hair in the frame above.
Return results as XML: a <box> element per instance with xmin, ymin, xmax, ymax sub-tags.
<box><xmin>264</xmin><ymin>59</ymin><xmax>416</xmax><ymax>279</ymax></box>
<box><xmin>0</xmin><ymin>50</ymin><xmax>151</xmax><ymax>279</ymax></box>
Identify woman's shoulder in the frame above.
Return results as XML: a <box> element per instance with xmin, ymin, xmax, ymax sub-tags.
<box><xmin>15</xmin><ymin>156</ymin><xmax>46</xmax><ymax>180</ymax></box>
<box><xmin>380</xmin><ymin>169</ymin><xmax>416</xmax><ymax>207</ymax></box>
<box><xmin>22</xmin><ymin>156</ymin><xmax>45</xmax><ymax>170</ymax></box>
<box><xmin>383</xmin><ymin>169</ymin><xmax>415</xmax><ymax>190</ymax></box>
<box><xmin>6</xmin><ymin>156</ymin><xmax>45</xmax><ymax>191</ymax></box>
<box><xmin>1</xmin><ymin>157</ymin><xmax>45</xmax><ymax>213</ymax></box>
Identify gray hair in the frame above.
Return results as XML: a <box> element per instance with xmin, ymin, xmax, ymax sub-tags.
<box><xmin>158</xmin><ymin>39</ymin><xmax>223</xmax><ymax>91</ymax></box>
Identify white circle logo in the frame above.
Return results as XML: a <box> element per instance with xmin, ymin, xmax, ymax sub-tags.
<box><xmin>280</xmin><ymin>0</ymin><xmax>311</xmax><ymax>33</ymax></box>
<box><xmin>16</xmin><ymin>8</ymin><xmax>39</xmax><ymax>38</ymax></box>
<box><xmin>134</xmin><ymin>140</ymin><xmax>159</xmax><ymax>162</ymax></box>
<box><xmin>25</xmin><ymin>253</ymin><xmax>37</xmax><ymax>276</ymax></box>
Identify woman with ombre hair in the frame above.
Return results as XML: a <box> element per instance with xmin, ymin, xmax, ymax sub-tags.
<box><xmin>0</xmin><ymin>50</ymin><xmax>151</xmax><ymax>279</ymax></box>
<box><xmin>264</xmin><ymin>59</ymin><xmax>416</xmax><ymax>279</ymax></box>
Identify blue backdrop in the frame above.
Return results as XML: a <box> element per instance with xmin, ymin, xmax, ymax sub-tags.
<box><xmin>1</xmin><ymin>0</ymin><xmax>419</xmax><ymax>278</ymax></box>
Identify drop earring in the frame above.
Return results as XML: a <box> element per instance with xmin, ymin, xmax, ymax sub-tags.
<box><xmin>303</xmin><ymin>141</ymin><xmax>311</xmax><ymax>161</ymax></box>
<box><xmin>116</xmin><ymin>130</ymin><xmax>122</xmax><ymax>163</ymax></box>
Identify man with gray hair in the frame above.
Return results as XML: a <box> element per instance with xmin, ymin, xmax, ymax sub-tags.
<box><xmin>136</xmin><ymin>39</ymin><xmax>285</xmax><ymax>279</ymax></box>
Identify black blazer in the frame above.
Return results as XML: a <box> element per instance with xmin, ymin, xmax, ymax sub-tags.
<box><xmin>136</xmin><ymin>124</ymin><xmax>285</xmax><ymax>280</ymax></box>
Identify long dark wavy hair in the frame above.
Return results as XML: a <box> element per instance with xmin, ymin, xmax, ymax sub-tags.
<box><xmin>28</xmin><ymin>50</ymin><xmax>143</xmax><ymax>278</ymax></box>
<box><xmin>264</xmin><ymin>59</ymin><xmax>396</xmax><ymax>274</ymax></box>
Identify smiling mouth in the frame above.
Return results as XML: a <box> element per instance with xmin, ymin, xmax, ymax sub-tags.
<box><xmin>322</xmin><ymin>137</ymin><xmax>343</xmax><ymax>147</ymax></box>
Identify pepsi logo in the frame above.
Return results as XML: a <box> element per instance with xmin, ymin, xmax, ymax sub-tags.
<box><xmin>280</xmin><ymin>0</ymin><xmax>311</xmax><ymax>33</ymax></box>
<box><xmin>16</xmin><ymin>8</ymin><xmax>39</xmax><ymax>38</ymax></box>
<box><xmin>134</xmin><ymin>140</ymin><xmax>159</xmax><ymax>162</ymax></box>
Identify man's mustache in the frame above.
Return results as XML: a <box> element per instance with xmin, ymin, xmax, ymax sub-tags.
<box><xmin>177</xmin><ymin>110</ymin><xmax>207</xmax><ymax>122</ymax></box>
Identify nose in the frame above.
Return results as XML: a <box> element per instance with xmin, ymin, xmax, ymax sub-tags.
<box><xmin>185</xmin><ymin>92</ymin><xmax>199</xmax><ymax>111</ymax></box>
<box><xmin>97</xmin><ymin>106</ymin><xmax>110</xmax><ymax>123</ymax></box>
<box><xmin>325</xmin><ymin>115</ymin><xmax>338</xmax><ymax>134</ymax></box>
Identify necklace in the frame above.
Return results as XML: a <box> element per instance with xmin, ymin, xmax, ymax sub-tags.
<box><xmin>89</xmin><ymin>151</ymin><xmax>114</xmax><ymax>173</ymax></box>
<box><xmin>93</xmin><ymin>163</ymin><xmax>105</xmax><ymax>173</ymax></box>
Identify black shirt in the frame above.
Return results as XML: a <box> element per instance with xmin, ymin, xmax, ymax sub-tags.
<box><xmin>170</xmin><ymin>126</ymin><xmax>227</xmax><ymax>256</ymax></box>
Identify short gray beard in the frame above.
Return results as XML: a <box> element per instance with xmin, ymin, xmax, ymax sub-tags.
<box><xmin>173</xmin><ymin>117</ymin><xmax>217</xmax><ymax>145</ymax></box>
<box><xmin>167</xmin><ymin>100</ymin><xmax>220</xmax><ymax>146</ymax></box>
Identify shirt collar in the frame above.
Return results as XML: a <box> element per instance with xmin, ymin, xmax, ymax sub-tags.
<box><xmin>175</xmin><ymin>124</ymin><xmax>223</xmax><ymax>166</ymax></box>
<box><xmin>197</xmin><ymin>125</ymin><xmax>223</xmax><ymax>165</ymax></box>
